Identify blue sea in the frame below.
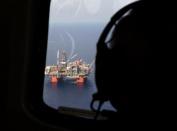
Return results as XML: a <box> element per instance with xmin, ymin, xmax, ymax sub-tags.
<box><xmin>43</xmin><ymin>22</ymin><xmax>115</xmax><ymax>111</ymax></box>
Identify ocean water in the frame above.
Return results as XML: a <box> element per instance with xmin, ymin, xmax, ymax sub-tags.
<box><xmin>43</xmin><ymin>22</ymin><xmax>115</xmax><ymax>111</ymax></box>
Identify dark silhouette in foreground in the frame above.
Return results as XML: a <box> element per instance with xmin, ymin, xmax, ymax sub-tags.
<box><xmin>93</xmin><ymin>1</ymin><xmax>177</xmax><ymax>129</ymax></box>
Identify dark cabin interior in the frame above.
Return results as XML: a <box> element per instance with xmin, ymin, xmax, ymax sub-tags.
<box><xmin>6</xmin><ymin>0</ymin><xmax>177</xmax><ymax>130</ymax></box>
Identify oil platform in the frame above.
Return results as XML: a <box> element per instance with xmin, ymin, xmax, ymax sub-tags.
<box><xmin>45</xmin><ymin>50</ymin><xmax>93</xmax><ymax>85</ymax></box>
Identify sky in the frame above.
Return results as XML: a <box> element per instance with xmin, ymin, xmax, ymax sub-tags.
<box><xmin>49</xmin><ymin>0</ymin><xmax>137</xmax><ymax>23</ymax></box>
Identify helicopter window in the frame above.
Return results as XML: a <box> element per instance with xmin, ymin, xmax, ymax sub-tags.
<box><xmin>43</xmin><ymin>0</ymin><xmax>136</xmax><ymax>112</ymax></box>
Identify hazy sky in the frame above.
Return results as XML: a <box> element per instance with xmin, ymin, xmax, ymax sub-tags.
<box><xmin>49</xmin><ymin>0</ymin><xmax>136</xmax><ymax>23</ymax></box>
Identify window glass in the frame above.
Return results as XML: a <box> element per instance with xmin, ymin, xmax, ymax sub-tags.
<box><xmin>43</xmin><ymin>0</ymin><xmax>136</xmax><ymax>111</ymax></box>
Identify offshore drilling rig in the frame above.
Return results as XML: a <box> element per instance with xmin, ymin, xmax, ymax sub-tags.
<box><xmin>45</xmin><ymin>50</ymin><xmax>93</xmax><ymax>85</ymax></box>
